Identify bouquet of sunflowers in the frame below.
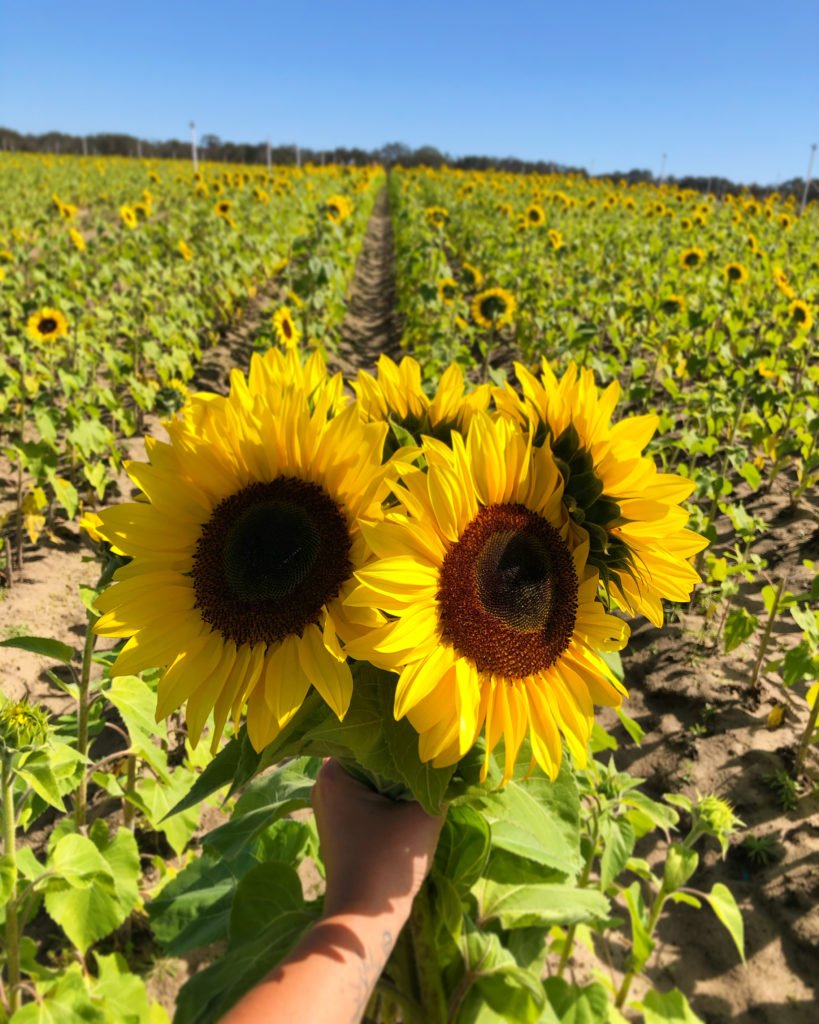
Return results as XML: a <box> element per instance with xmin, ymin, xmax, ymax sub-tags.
<box><xmin>93</xmin><ymin>348</ymin><xmax>705</xmax><ymax>809</ymax></box>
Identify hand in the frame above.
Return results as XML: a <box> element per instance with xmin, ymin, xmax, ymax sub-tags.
<box><xmin>311</xmin><ymin>759</ymin><xmax>445</xmax><ymax>919</ymax></box>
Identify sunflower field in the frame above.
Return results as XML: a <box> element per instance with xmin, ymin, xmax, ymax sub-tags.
<box><xmin>0</xmin><ymin>155</ymin><xmax>818</xmax><ymax>1024</ymax></box>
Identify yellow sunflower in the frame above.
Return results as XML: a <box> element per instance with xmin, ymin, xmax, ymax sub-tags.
<box><xmin>325</xmin><ymin>194</ymin><xmax>352</xmax><ymax>225</ymax></box>
<box><xmin>723</xmin><ymin>261</ymin><xmax>748</xmax><ymax>285</ymax></box>
<box><xmin>471</xmin><ymin>287</ymin><xmax>516</xmax><ymax>330</ymax></box>
<box><xmin>437</xmin><ymin>277</ymin><xmax>458</xmax><ymax>304</ymax></box>
<box><xmin>460</xmin><ymin>261</ymin><xmax>483</xmax><ymax>290</ymax></box>
<box><xmin>344</xmin><ymin>414</ymin><xmax>628</xmax><ymax>783</ymax></box>
<box><xmin>69</xmin><ymin>227</ymin><xmax>86</xmax><ymax>252</ymax></box>
<box><xmin>26</xmin><ymin>307</ymin><xmax>69</xmax><ymax>344</ymax></box>
<box><xmin>679</xmin><ymin>247</ymin><xmax>704</xmax><ymax>270</ymax></box>
<box><xmin>547</xmin><ymin>228</ymin><xmax>564</xmax><ymax>250</ymax></box>
<box><xmin>773</xmin><ymin>266</ymin><xmax>795</xmax><ymax>299</ymax></box>
<box><xmin>93</xmin><ymin>351</ymin><xmax>388</xmax><ymax>753</ymax></box>
<box><xmin>788</xmin><ymin>300</ymin><xmax>814</xmax><ymax>332</ymax></box>
<box><xmin>425</xmin><ymin>206</ymin><xmax>449</xmax><ymax>229</ymax></box>
<box><xmin>524</xmin><ymin>203</ymin><xmax>546</xmax><ymax>227</ymax></box>
<box><xmin>214</xmin><ymin>199</ymin><xmax>233</xmax><ymax>219</ymax></box>
<box><xmin>493</xmin><ymin>361</ymin><xmax>707</xmax><ymax>625</ymax></box>
<box><xmin>659</xmin><ymin>294</ymin><xmax>686</xmax><ymax>315</ymax></box>
<box><xmin>120</xmin><ymin>205</ymin><xmax>138</xmax><ymax>229</ymax></box>
<box><xmin>177</xmin><ymin>239</ymin><xmax>194</xmax><ymax>261</ymax></box>
<box><xmin>272</xmin><ymin>306</ymin><xmax>301</xmax><ymax>349</ymax></box>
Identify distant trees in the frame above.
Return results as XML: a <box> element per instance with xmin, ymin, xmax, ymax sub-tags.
<box><xmin>1</xmin><ymin>125</ymin><xmax>813</xmax><ymax>200</ymax></box>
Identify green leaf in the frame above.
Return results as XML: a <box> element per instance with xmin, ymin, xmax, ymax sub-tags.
<box><xmin>622</xmin><ymin>880</ymin><xmax>654</xmax><ymax>971</ymax></box>
<box><xmin>167</xmin><ymin>732</ymin><xmax>243</xmax><ymax>817</ymax></box>
<box><xmin>16</xmin><ymin>750</ymin><xmax>66</xmax><ymax>812</ymax></box>
<box><xmin>51</xmin><ymin>477</ymin><xmax>79</xmax><ymax>520</ymax></box>
<box><xmin>132</xmin><ymin>771</ymin><xmax>200</xmax><ymax>855</ymax></box>
<box><xmin>739</xmin><ymin>462</ymin><xmax>762</xmax><ymax>492</ymax></box>
<box><xmin>600</xmin><ymin>816</ymin><xmax>636</xmax><ymax>891</ymax></box>
<box><xmin>542</xmin><ymin>977</ymin><xmax>610</xmax><ymax>1023</ymax></box>
<box><xmin>724</xmin><ymin>607</ymin><xmax>757</xmax><ymax>653</ymax></box>
<box><xmin>0</xmin><ymin>636</ymin><xmax>74</xmax><ymax>663</ymax></box>
<box><xmin>435</xmin><ymin>805</ymin><xmax>491</xmax><ymax>891</ymax></box>
<box><xmin>228</xmin><ymin>861</ymin><xmax>304</xmax><ymax>946</ymax></box>
<box><xmin>148</xmin><ymin>852</ymin><xmax>236</xmax><ymax>955</ymax></box>
<box><xmin>615</xmin><ymin>707</ymin><xmax>645</xmax><ymax>745</ymax></box>
<box><xmin>456</xmin><ymin>920</ymin><xmax>547</xmax><ymax>1024</ymax></box>
<box><xmin>662</xmin><ymin>844</ymin><xmax>699</xmax><ymax>893</ymax></box>
<box><xmin>44</xmin><ymin>823</ymin><xmax>139</xmax><ymax>953</ymax></box>
<box><xmin>640</xmin><ymin>988</ymin><xmax>705</xmax><ymax>1023</ymax></box>
<box><xmin>668</xmin><ymin>892</ymin><xmax>702</xmax><ymax>909</ymax></box>
<box><xmin>475</xmin><ymin>880</ymin><xmax>609</xmax><ymax>929</ymax></box>
<box><xmin>45</xmin><ymin>833</ymin><xmax>114</xmax><ymax>890</ymax></box>
<box><xmin>703</xmin><ymin>882</ymin><xmax>745</xmax><ymax>963</ymax></box>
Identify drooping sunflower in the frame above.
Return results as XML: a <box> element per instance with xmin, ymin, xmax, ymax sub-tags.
<box><xmin>493</xmin><ymin>361</ymin><xmax>707</xmax><ymax>626</ymax></box>
<box><xmin>177</xmin><ymin>239</ymin><xmax>194</xmax><ymax>262</ymax></box>
<box><xmin>547</xmin><ymin>228</ymin><xmax>564</xmax><ymax>250</ymax></box>
<box><xmin>120</xmin><ymin>205</ymin><xmax>138</xmax><ymax>229</ymax></box>
<box><xmin>471</xmin><ymin>287</ymin><xmax>516</xmax><ymax>330</ymax></box>
<box><xmin>26</xmin><ymin>307</ymin><xmax>69</xmax><ymax>344</ymax></box>
<box><xmin>723</xmin><ymin>261</ymin><xmax>748</xmax><ymax>285</ymax></box>
<box><xmin>325</xmin><ymin>194</ymin><xmax>353</xmax><ymax>225</ymax></box>
<box><xmin>272</xmin><ymin>306</ymin><xmax>301</xmax><ymax>349</ymax></box>
<box><xmin>773</xmin><ymin>267</ymin><xmax>795</xmax><ymax>299</ymax></box>
<box><xmin>69</xmin><ymin>227</ymin><xmax>86</xmax><ymax>252</ymax></box>
<box><xmin>460</xmin><ymin>261</ymin><xmax>483</xmax><ymax>290</ymax></box>
<box><xmin>93</xmin><ymin>351</ymin><xmax>389</xmax><ymax>753</ymax></box>
<box><xmin>679</xmin><ymin>247</ymin><xmax>704</xmax><ymax>270</ymax></box>
<box><xmin>437</xmin><ymin>277</ymin><xmax>458</xmax><ymax>305</ymax></box>
<box><xmin>344</xmin><ymin>414</ymin><xmax>628</xmax><ymax>783</ymax></box>
<box><xmin>425</xmin><ymin>206</ymin><xmax>449</xmax><ymax>229</ymax></box>
<box><xmin>788</xmin><ymin>300</ymin><xmax>814</xmax><ymax>332</ymax></box>
<box><xmin>524</xmin><ymin>203</ymin><xmax>546</xmax><ymax>227</ymax></box>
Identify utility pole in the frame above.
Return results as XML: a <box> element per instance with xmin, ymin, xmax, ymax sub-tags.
<box><xmin>295</xmin><ymin>144</ymin><xmax>301</xmax><ymax>167</ymax></box>
<box><xmin>659</xmin><ymin>152</ymin><xmax>667</xmax><ymax>183</ymax></box>
<box><xmin>800</xmin><ymin>142</ymin><xmax>817</xmax><ymax>215</ymax></box>
<box><xmin>82</xmin><ymin>136</ymin><xmax>88</xmax><ymax>157</ymax></box>
<box><xmin>137</xmin><ymin>138</ymin><xmax>142</xmax><ymax>159</ymax></box>
<box><xmin>266</xmin><ymin>139</ymin><xmax>272</xmax><ymax>169</ymax></box>
<box><xmin>190</xmin><ymin>121</ymin><xmax>198</xmax><ymax>172</ymax></box>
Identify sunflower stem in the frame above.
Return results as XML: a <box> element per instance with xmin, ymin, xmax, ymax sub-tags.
<box><xmin>122</xmin><ymin>755</ymin><xmax>138</xmax><ymax>828</ymax></box>
<box><xmin>556</xmin><ymin>805</ymin><xmax>600</xmax><ymax>978</ymax></box>
<box><xmin>749</xmin><ymin>569</ymin><xmax>789</xmax><ymax>691</ymax></box>
<box><xmin>794</xmin><ymin>688</ymin><xmax>819</xmax><ymax>778</ymax></box>
<box><xmin>614</xmin><ymin>888</ymin><xmax>666</xmax><ymax>1010</ymax></box>
<box><xmin>408</xmin><ymin>881</ymin><xmax>447</xmax><ymax>1024</ymax></box>
<box><xmin>2</xmin><ymin>754</ymin><xmax>21</xmax><ymax>1014</ymax></box>
<box><xmin>75</xmin><ymin>607</ymin><xmax>99</xmax><ymax>828</ymax></box>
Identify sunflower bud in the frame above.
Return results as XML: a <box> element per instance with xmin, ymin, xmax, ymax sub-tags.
<box><xmin>0</xmin><ymin>699</ymin><xmax>49</xmax><ymax>754</ymax></box>
<box><xmin>692</xmin><ymin>794</ymin><xmax>743</xmax><ymax>857</ymax></box>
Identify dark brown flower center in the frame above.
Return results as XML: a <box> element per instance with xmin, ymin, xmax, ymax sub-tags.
<box><xmin>38</xmin><ymin>318</ymin><xmax>58</xmax><ymax>334</ymax></box>
<box><xmin>480</xmin><ymin>295</ymin><xmax>507</xmax><ymax>320</ymax></box>
<box><xmin>192</xmin><ymin>477</ymin><xmax>352</xmax><ymax>647</ymax></box>
<box><xmin>436</xmin><ymin>503</ymin><xmax>579</xmax><ymax>677</ymax></box>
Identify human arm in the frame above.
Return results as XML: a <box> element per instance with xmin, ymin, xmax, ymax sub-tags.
<box><xmin>221</xmin><ymin>759</ymin><xmax>445</xmax><ymax>1024</ymax></box>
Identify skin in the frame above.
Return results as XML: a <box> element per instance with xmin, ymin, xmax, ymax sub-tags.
<box><xmin>221</xmin><ymin>759</ymin><xmax>445</xmax><ymax>1024</ymax></box>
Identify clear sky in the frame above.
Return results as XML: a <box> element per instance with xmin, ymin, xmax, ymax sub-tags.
<box><xmin>3</xmin><ymin>0</ymin><xmax>817</xmax><ymax>185</ymax></box>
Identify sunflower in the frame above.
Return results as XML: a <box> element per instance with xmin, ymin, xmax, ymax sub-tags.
<box><xmin>493</xmin><ymin>361</ymin><xmax>707</xmax><ymax>625</ymax></box>
<box><xmin>93</xmin><ymin>351</ymin><xmax>389</xmax><ymax>752</ymax></box>
<box><xmin>524</xmin><ymin>203</ymin><xmax>546</xmax><ymax>227</ymax></box>
<box><xmin>548</xmin><ymin>228</ymin><xmax>564</xmax><ymax>250</ymax></box>
<box><xmin>778</xmin><ymin>213</ymin><xmax>793</xmax><ymax>230</ymax></box>
<box><xmin>272</xmin><ymin>307</ymin><xmax>301</xmax><ymax>349</ymax></box>
<box><xmin>659</xmin><ymin>294</ymin><xmax>686</xmax><ymax>315</ymax></box>
<box><xmin>679</xmin><ymin>247</ymin><xmax>704</xmax><ymax>270</ymax></box>
<box><xmin>69</xmin><ymin>227</ymin><xmax>86</xmax><ymax>252</ymax></box>
<box><xmin>26</xmin><ymin>307</ymin><xmax>69</xmax><ymax>344</ymax></box>
<box><xmin>325</xmin><ymin>194</ymin><xmax>352</xmax><ymax>225</ymax></box>
<box><xmin>680</xmin><ymin>217</ymin><xmax>693</xmax><ymax>231</ymax></box>
<box><xmin>120</xmin><ymin>205</ymin><xmax>138</xmax><ymax>229</ymax></box>
<box><xmin>437</xmin><ymin>277</ymin><xmax>458</xmax><ymax>304</ymax></box>
<box><xmin>344</xmin><ymin>414</ymin><xmax>628</xmax><ymax>783</ymax></box>
<box><xmin>773</xmin><ymin>266</ymin><xmax>795</xmax><ymax>299</ymax></box>
<box><xmin>788</xmin><ymin>300</ymin><xmax>814</xmax><ymax>332</ymax></box>
<box><xmin>460</xmin><ymin>262</ymin><xmax>483</xmax><ymax>290</ymax></box>
<box><xmin>471</xmin><ymin>287</ymin><xmax>516</xmax><ymax>330</ymax></box>
<box><xmin>425</xmin><ymin>206</ymin><xmax>449</xmax><ymax>229</ymax></box>
<box><xmin>723</xmin><ymin>261</ymin><xmax>748</xmax><ymax>285</ymax></box>
<box><xmin>214</xmin><ymin>199</ymin><xmax>233</xmax><ymax>219</ymax></box>
<box><xmin>177</xmin><ymin>239</ymin><xmax>193</xmax><ymax>262</ymax></box>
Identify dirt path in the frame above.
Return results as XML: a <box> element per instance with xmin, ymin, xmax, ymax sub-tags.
<box><xmin>330</xmin><ymin>185</ymin><xmax>402</xmax><ymax>377</ymax></box>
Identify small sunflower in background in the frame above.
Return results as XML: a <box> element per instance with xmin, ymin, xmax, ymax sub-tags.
<box><xmin>524</xmin><ymin>203</ymin><xmax>546</xmax><ymax>227</ymax></box>
<box><xmin>69</xmin><ymin>227</ymin><xmax>86</xmax><ymax>252</ymax></box>
<box><xmin>680</xmin><ymin>216</ymin><xmax>693</xmax><ymax>231</ymax></box>
<box><xmin>788</xmin><ymin>299</ymin><xmax>814</xmax><ymax>332</ymax></box>
<box><xmin>26</xmin><ymin>307</ymin><xmax>69</xmax><ymax>344</ymax></box>
<box><xmin>723</xmin><ymin>261</ymin><xmax>748</xmax><ymax>285</ymax></box>
<box><xmin>177</xmin><ymin>239</ymin><xmax>194</xmax><ymax>262</ymax></box>
<box><xmin>272</xmin><ymin>306</ymin><xmax>301</xmax><ymax>349</ymax></box>
<box><xmin>659</xmin><ymin>293</ymin><xmax>686</xmax><ymax>315</ymax></box>
<box><xmin>120</xmin><ymin>205</ymin><xmax>138</xmax><ymax>229</ymax></box>
<box><xmin>547</xmin><ymin>228</ymin><xmax>564</xmax><ymax>250</ymax></box>
<box><xmin>679</xmin><ymin>246</ymin><xmax>704</xmax><ymax>270</ymax></box>
<box><xmin>773</xmin><ymin>266</ymin><xmax>795</xmax><ymax>299</ymax></box>
<box><xmin>437</xmin><ymin>277</ymin><xmax>458</xmax><ymax>305</ymax></box>
<box><xmin>92</xmin><ymin>351</ymin><xmax>389</xmax><ymax>753</ymax></box>
<box><xmin>214</xmin><ymin>198</ymin><xmax>233</xmax><ymax>219</ymax></box>
<box><xmin>471</xmin><ymin>287</ymin><xmax>516</xmax><ymax>329</ymax></box>
<box><xmin>460</xmin><ymin>261</ymin><xmax>483</xmax><ymax>290</ymax></box>
<box><xmin>778</xmin><ymin>213</ymin><xmax>794</xmax><ymax>230</ymax></box>
<box><xmin>344</xmin><ymin>414</ymin><xmax>628</xmax><ymax>783</ymax></box>
<box><xmin>425</xmin><ymin>205</ymin><xmax>449</xmax><ymax>229</ymax></box>
<box><xmin>325</xmin><ymin>194</ymin><xmax>352</xmax><ymax>225</ymax></box>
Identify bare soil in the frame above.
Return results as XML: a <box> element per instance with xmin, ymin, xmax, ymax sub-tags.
<box><xmin>2</xmin><ymin>191</ymin><xmax>818</xmax><ymax>1024</ymax></box>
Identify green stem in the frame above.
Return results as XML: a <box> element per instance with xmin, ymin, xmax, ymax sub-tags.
<box><xmin>614</xmin><ymin>889</ymin><xmax>666</xmax><ymax>1010</ymax></box>
<box><xmin>749</xmin><ymin>570</ymin><xmax>789</xmax><ymax>690</ymax></box>
<box><xmin>556</xmin><ymin>811</ymin><xmax>600</xmax><ymax>978</ymax></box>
<box><xmin>408</xmin><ymin>882</ymin><xmax>447</xmax><ymax>1024</ymax></box>
<box><xmin>75</xmin><ymin>611</ymin><xmax>98</xmax><ymax>827</ymax></box>
<box><xmin>795</xmin><ymin>691</ymin><xmax>819</xmax><ymax>778</ymax></box>
<box><xmin>122</xmin><ymin>755</ymin><xmax>137</xmax><ymax>828</ymax></box>
<box><xmin>2</xmin><ymin>755</ymin><xmax>21</xmax><ymax>1014</ymax></box>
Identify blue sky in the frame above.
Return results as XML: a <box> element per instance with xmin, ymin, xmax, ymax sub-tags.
<box><xmin>3</xmin><ymin>0</ymin><xmax>817</xmax><ymax>184</ymax></box>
